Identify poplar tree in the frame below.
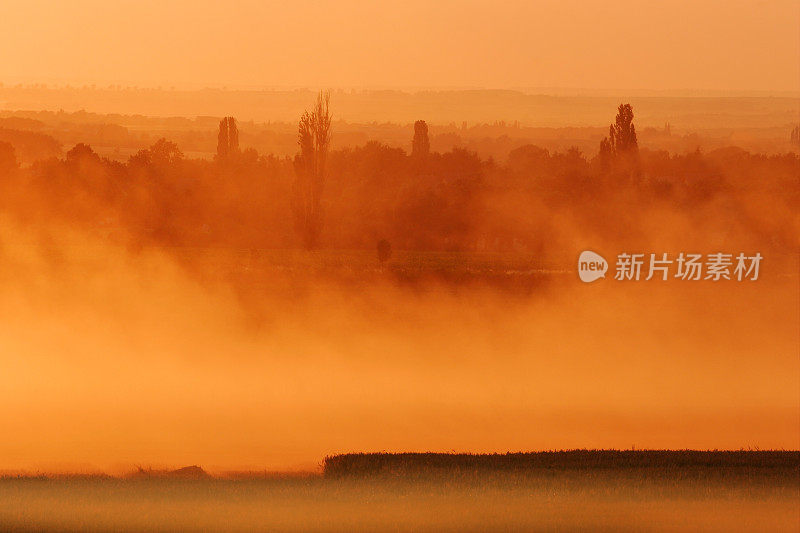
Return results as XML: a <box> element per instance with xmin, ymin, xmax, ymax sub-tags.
<box><xmin>292</xmin><ymin>91</ymin><xmax>331</xmax><ymax>249</ymax></box>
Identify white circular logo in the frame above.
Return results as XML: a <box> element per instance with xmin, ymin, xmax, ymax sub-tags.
<box><xmin>578</xmin><ymin>250</ymin><xmax>607</xmax><ymax>282</ymax></box>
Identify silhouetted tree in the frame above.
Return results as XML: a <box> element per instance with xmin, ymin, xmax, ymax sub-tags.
<box><xmin>598</xmin><ymin>137</ymin><xmax>614</xmax><ymax>169</ymax></box>
<box><xmin>608</xmin><ymin>104</ymin><xmax>638</xmax><ymax>155</ymax></box>
<box><xmin>598</xmin><ymin>104</ymin><xmax>640</xmax><ymax>181</ymax></box>
<box><xmin>412</xmin><ymin>120</ymin><xmax>430</xmax><ymax>158</ymax></box>
<box><xmin>66</xmin><ymin>143</ymin><xmax>100</xmax><ymax>164</ymax></box>
<box><xmin>216</xmin><ymin>117</ymin><xmax>239</xmax><ymax>160</ymax></box>
<box><xmin>791</xmin><ymin>125</ymin><xmax>800</xmax><ymax>148</ymax></box>
<box><xmin>150</xmin><ymin>138</ymin><xmax>183</xmax><ymax>165</ymax></box>
<box><xmin>292</xmin><ymin>91</ymin><xmax>331</xmax><ymax>249</ymax></box>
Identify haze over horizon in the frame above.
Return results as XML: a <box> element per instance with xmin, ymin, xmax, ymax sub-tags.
<box><xmin>1</xmin><ymin>0</ymin><xmax>798</xmax><ymax>93</ymax></box>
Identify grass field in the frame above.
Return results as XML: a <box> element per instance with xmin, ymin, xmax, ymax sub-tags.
<box><xmin>1</xmin><ymin>451</ymin><xmax>797</xmax><ymax>532</ymax></box>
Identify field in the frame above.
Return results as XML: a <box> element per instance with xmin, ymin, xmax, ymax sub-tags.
<box><xmin>1</xmin><ymin>451</ymin><xmax>797</xmax><ymax>532</ymax></box>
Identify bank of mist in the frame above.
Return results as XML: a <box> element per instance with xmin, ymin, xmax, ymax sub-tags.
<box><xmin>0</xmin><ymin>109</ymin><xmax>796</xmax><ymax>473</ymax></box>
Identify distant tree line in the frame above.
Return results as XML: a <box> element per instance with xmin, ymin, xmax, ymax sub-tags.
<box><xmin>0</xmin><ymin>100</ymin><xmax>795</xmax><ymax>257</ymax></box>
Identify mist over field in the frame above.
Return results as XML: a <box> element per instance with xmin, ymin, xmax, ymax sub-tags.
<box><xmin>0</xmin><ymin>93</ymin><xmax>796</xmax><ymax>472</ymax></box>
<box><xmin>0</xmin><ymin>2</ymin><xmax>798</xmax><ymax>530</ymax></box>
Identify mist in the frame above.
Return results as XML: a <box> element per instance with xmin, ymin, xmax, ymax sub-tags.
<box><xmin>0</xmin><ymin>214</ymin><xmax>795</xmax><ymax>474</ymax></box>
<box><xmin>0</xmin><ymin>88</ymin><xmax>796</xmax><ymax>476</ymax></box>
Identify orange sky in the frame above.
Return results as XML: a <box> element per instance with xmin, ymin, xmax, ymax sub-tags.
<box><xmin>1</xmin><ymin>0</ymin><xmax>798</xmax><ymax>92</ymax></box>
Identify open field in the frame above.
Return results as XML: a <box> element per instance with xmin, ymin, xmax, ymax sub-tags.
<box><xmin>1</xmin><ymin>451</ymin><xmax>797</xmax><ymax>532</ymax></box>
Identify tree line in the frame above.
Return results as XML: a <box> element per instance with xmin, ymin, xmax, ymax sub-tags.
<box><xmin>0</xmin><ymin>94</ymin><xmax>795</xmax><ymax>257</ymax></box>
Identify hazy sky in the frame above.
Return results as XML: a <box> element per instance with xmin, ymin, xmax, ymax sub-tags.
<box><xmin>1</xmin><ymin>0</ymin><xmax>798</xmax><ymax>92</ymax></box>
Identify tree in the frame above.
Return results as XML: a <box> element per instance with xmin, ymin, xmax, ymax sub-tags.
<box><xmin>151</xmin><ymin>138</ymin><xmax>183</xmax><ymax>165</ymax></box>
<box><xmin>292</xmin><ymin>91</ymin><xmax>331</xmax><ymax>249</ymax></box>
<box><xmin>412</xmin><ymin>120</ymin><xmax>430</xmax><ymax>158</ymax></box>
<box><xmin>598</xmin><ymin>103</ymin><xmax>640</xmax><ymax>180</ymax></box>
<box><xmin>216</xmin><ymin>116</ymin><xmax>239</xmax><ymax>160</ymax></box>
<box><xmin>66</xmin><ymin>143</ymin><xmax>100</xmax><ymax>164</ymax></box>
<box><xmin>607</xmin><ymin>103</ymin><xmax>638</xmax><ymax>155</ymax></box>
<box><xmin>598</xmin><ymin>137</ymin><xmax>614</xmax><ymax>169</ymax></box>
<box><xmin>128</xmin><ymin>138</ymin><xmax>183</xmax><ymax>169</ymax></box>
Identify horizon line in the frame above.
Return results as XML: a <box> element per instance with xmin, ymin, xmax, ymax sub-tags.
<box><xmin>1</xmin><ymin>82</ymin><xmax>798</xmax><ymax>98</ymax></box>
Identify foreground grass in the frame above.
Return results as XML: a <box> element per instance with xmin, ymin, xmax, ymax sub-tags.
<box><xmin>1</xmin><ymin>454</ymin><xmax>797</xmax><ymax>532</ymax></box>
<box><xmin>323</xmin><ymin>450</ymin><xmax>800</xmax><ymax>478</ymax></box>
